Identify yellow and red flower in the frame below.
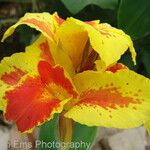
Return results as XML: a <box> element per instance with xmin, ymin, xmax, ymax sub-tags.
<box><xmin>1</xmin><ymin>12</ymin><xmax>150</xmax><ymax>133</ymax></box>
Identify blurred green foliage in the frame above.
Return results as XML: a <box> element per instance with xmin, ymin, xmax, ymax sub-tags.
<box><xmin>37</xmin><ymin>115</ymin><xmax>59</xmax><ymax>150</ymax></box>
<box><xmin>60</xmin><ymin>0</ymin><xmax>118</xmax><ymax>14</ymax></box>
<box><xmin>118</xmin><ymin>0</ymin><xmax>150</xmax><ymax>40</ymax></box>
<box><xmin>38</xmin><ymin>115</ymin><xmax>97</xmax><ymax>150</ymax></box>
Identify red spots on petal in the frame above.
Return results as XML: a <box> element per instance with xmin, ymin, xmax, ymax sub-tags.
<box><xmin>138</xmin><ymin>89</ymin><xmax>142</xmax><ymax>93</ymax></box>
<box><xmin>97</xmin><ymin>25</ymin><xmax>114</xmax><ymax>37</ymax></box>
<box><xmin>85</xmin><ymin>21</ymin><xmax>93</xmax><ymax>25</ymax></box>
<box><xmin>1</xmin><ymin>68</ymin><xmax>26</xmax><ymax>85</ymax></box>
<box><xmin>79</xmin><ymin>87</ymin><xmax>142</xmax><ymax>110</ymax></box>
<box><xmin>106</xmin><ymin>63</ymin><xmax>128</xmax><ymax>73</ymax></box>
<box><xmin>99</xmin><ymin>31</ymin><xmax>111</xmax><ymax>37</ymax></box>
<box><xmin>39</xmin><ymin>40</ymin><xmax>55</xmax><ymax>65</ymax></box>
<box><xmin>38</xmin><ymin>61</ymin><xmax>77</xmax><ymax>98</ymax></box>
<box><xmin>134</xmin><ymin>93</ymin><xmax>139</xmax><ymax>97</ymax></box>
<box><xmin>110</xmin><ymin>83</ymin><xmax>114</xmax><ymax>86</ymax></box>
<box><xmin>99</xmin><ymin>113</ymin><xmax>102</xmax><ymax>116</ymax></box>
<box><xmin>109</xmin><ymin>115</ymin><xmax>112</xmax><ymax>118</ymax></box>
<box><xmin>129</xmin><ymin>91</ymin><xmax>132</xmax><ymax>94</ymax></box>
<box><xmin>5</xmin><ymin>76</ymin><xmax>60</xmax><ymax>132</ymax></box>
<box><xmin>22</xmin><ymin>18</ymin><xmax>54</xmax><ymax>39</ymax></box>
<box><xmin>132</xmin><ymin>107</ymin><xmax>137</xmax><ymax>110</ymax></box>
<box><xmin>85</xmin><ymin>21</ymin><xmax>98</xmax><ymax>27</ymax></box>
<box><xmin>105</xmin><ymin>84</ymin><xmax>109</xmax><ymax>87</ymax></box>
<box><xmin>55</xmin><ymin>15</ymin><xmax>64</xmax><ymax>25</ymax></box>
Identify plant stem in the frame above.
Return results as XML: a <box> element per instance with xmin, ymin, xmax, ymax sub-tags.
<box><xmin>59</xmin><ymin>112</ymin><xmax>73</xmax><ymax>150</ymax></box>
<box><xmin>27</xmin><ymin>133</ymin><xmax>35</xmax><ymax>150</ymax></box>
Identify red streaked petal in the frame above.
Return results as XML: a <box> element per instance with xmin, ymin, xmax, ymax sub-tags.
<box><xmin>1</xmin><ymin>67</ymin><xmax>26</xmax><ymax>85</ymax></box>
<box><xmin>22</xmin><ymin>18</ymin><xmax>54</xmax><ymax>39</ymax></box>
<box><xmin>4</xmin><ymin>76</ymin><xmax>66</xmax><ymax>133</ymax></box>
<box><xmin>85</xmin><ymin>20</ymin><xmax>100</xmax><ymax>27</ymax></box>
<box><xmin>106</xmin><ymin>63</ymin><xmax>128</xmax><ymax>73</ymax></box>
<box><xmin>79</xmin><ymin>88</ymin><xmax>142</xmax><ymax>109</ymax></box>
<box><xmin>65</xmin><ymin>70</ymin><xmax>150</xmax><ymax>128</ymax></box>
<box><xmin>38</xmin><ymin>61</ymin><xmax>77</xmax><ymax>98</ymax></box>
<box><xmin>2</xmin><ymin>13</ymin><xmax>56</xmax><ymax>42</ymax></box>
<box><xmin>39</xmin><ymin>40</ymin><xmax>55</xmax><ymax>65</ymax></box>
<box><xmin>25</xmin><ymin>35</ymin><xmax>75</xmax><ymax>77</ymax></box>
<box><xmin>53</xmin><ymin>13</ymin><xmax>64</xmax><ymax>25</ymax></box>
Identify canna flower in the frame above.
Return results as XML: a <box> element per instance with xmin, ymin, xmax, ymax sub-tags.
<box><xmin>0</xmin><ymin>12</ymin><xmax>150</xmax><ymax>133</ymax></box>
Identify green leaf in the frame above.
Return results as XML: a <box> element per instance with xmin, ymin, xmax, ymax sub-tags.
<box><xmin>71</xmin><ymin>123</ymin><xmax>97</xmax><ymax>150</ymax></box>
<box><xmin>118</xmin><ymin>0</ymin><xmax>150</xmax><ymax>40</ymax></box>
<box><xmin>61</xmin><ymin>0</ymin><xmax>118</xmax><ymax>14</ymax></box>
<box><xmin>37</xmin><ymin>115</ymin><xmax>97</xmax><ymax>150</ymax></box>
<box><xmin>37</xmin><ymin>115</ymin><xmax>59</xmax><ymax>150</ymax></box>
<box><xmin>142</xmin><ymin>50</ymin><xmax>150</xmax><ymax>77</ymax></box>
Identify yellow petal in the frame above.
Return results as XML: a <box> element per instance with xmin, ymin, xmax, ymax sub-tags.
<box><xmin>95</xmin><ymin>23</ymin><xmax>136</xmax><ymax>65</ymax></box>
<box><xmin>56</xmin><ymin>18</ymin><xmax>136</xmax><ymax>70</ymax></box>
<box><xmin>52</xmin><ymin>12</ymin><xmax>64</xmax><ymax>26</ymax></box>
<box><xmin>95</xmin><ymin>60</ymin><xmax>107</xmax><ymax>72</ymax></box>
<box><xmin>65</xmin><ymin>70</ymin><xmax>150</xmax><ymax>128</ymax></box>
<box><xmin>1</xmin><ymin>12</ymin><xmax>57</xmax><ymax>42</ymax></box>
<box><xmin>0</xmin><ymin>47</ymin><xmax>42</xmax><ymax>110</ymax></box>
<box><xmin>56</xmin><ymin>19</ymin><xmax>89</xmax><ymax>69</ymax></box>
<box><xmin>4</xmin><ymin>60</ymin><xmax>77</xmax><ymax>133</ymax></box>
<box><xmin>95</xmin><ymin>60</ymin><xmax>128</xmax><ymax>73</ymax></box>
<box><xmin>26</xmin><ymin>35</ymin><xmax>75</xmax><ymax>77</ymax></box>
<box><xmin>0</xmin><ymin>34</ymin><xmax>75</xmax><ymax>112</ymax></box>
